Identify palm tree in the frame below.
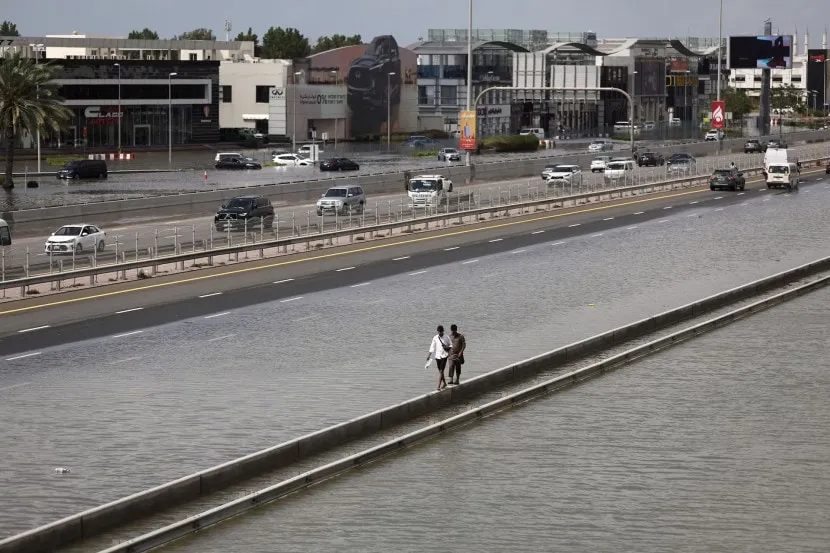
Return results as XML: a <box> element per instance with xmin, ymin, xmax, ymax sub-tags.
<box><xmin>0</xmin><ymin>53</ymin><xmax>72</xmax><ymax>189</ymax></box>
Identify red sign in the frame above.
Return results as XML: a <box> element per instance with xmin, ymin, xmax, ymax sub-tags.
<box><xmin>82</xmin><ymin>127</ymin><xmax>88</xmax><ymax>137</ymax></box>
<box><xmin>670</xmin><ymin>60</ymin><xmax>689</xmax><ymax>72</ymax></box>
<box><xmin>711</xmin><ymin>101</ymin><xmax>726</xmax><ymax>129</ymax></box>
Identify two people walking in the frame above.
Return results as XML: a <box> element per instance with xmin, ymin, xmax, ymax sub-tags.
<box><xmin>427</xmin><ymin>324</ymin><xmax>466</xmax><ymax>391</ymax></box>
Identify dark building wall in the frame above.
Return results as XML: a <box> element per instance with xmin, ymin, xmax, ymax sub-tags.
<box><xmin>806</xmin><ymin>50</ymin><xmax>829</xmax><ymax>110</ymax></box>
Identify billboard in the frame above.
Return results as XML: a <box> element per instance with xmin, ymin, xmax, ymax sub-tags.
<box><xmin>711</xmin><ymin>101</ymin><xmax>725</xmax><ymax>129</ymax></box>
<box><xmin>728</xmin><ymin>35</ymin><xmax>792</xmax><ymax>69</ymax></box>
<box><xmin>296</xmin><ymin>35</ymin><xmax>417</xmax><ymax>136</ymax></box>
<box><xmin>807</xmin><ymin>49</ymin><xmax>829</xmax><ymax>110</ymax></box>
<box><xmin>634</xmin><ymin>59</ymin><xmax>667</xmax><ymax>97</ymax></box>
<box><xmin>459</xmin><ymin>110</ymin><xmax>477</xmax><ymax>150</ymax></box>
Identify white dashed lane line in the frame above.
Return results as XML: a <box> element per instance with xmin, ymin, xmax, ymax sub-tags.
<box><xmin>207</xmin><ymin>334</ymin><xmax>237</xmax><ymax>342</ymax></box>
<box><xmin>112</xmin><ymin>330</ymin><xmax>143</xmax><ymax>338</ymax></box>
<box><xmin>603</xmin><ymin>217</ymin><xmax>614</xmax><ymax>221</ymax></box>
<box><xmin>5</xmin><ymin>352</ymin><xmax>41</xmax><ymax>362</ymax></box>
<box><xmin>204</xmin><ymin>312</ymin><xmax>230</xmax><ymax>319</ymax></box>
<box><xmin>462</xmin><ymin>259</ymin><xmax>479</xmax><ymax>265</ymax></box>
<box><xmin>17</xmin><ymin>325</ymin><xmax>50</xmax><ymax>334</ymax></box>
<box><xmin>511</xmin><ymin>249</ymin><xmax>527</xmax><ymax>254</ymax></box>
<box><xmin>280</xmin><ymin>297</ymin><xmax>304</xmax><ymax>303</ymax></box>
<box><xmin>198</xmin><ymin>293</ymin><xmax>222</xmax><ymax>298</ymax></box>
<box><xmin>393</xmin><ymin>256</ymin><xmax>410</xmax><ymax>261</ymax></box>
<box><xmin>663</xmin><ymin>206</ymin><xmax>673</xmax><ymax>210</ymax></box>
<box><xmin>444</xmin><ymin>247</ymin><xmax>459</xmax><ymax>251</ymax></box>
<box><xmin>658</xmin><ymin>219</ymin><xmax>670</xmax><ymax>223</ymax></box>
<box><xmin>109</xmin><ymin>356</ymin><xmax>141</xmax><ymax>365</ymax></box>
<box><xmin>568</xmin><ymin>223</ymin><xmax>581</xmax><ymax>228</ymax></box>
<box><xmin>489</xmin><ymin>238</ymin><xmax>503</xmax><ymax>243</ymax></box>
<box><xmin>737</xmin><ymin>192</ymin><xmax>745</xmax><ymax>196</ymax></box>
<box><xmin>591</xmin><ymin>233</ymin><xmax>604</xmax><ymax>237</ymax></box>
<box><xmin>690</xmin><ymin>201</ymin><xmax>699</xmax><ymax>204</ymax></box>
<box><xmin>116</xmin><ymin>307</ymin><xmax>144</xmax><ymax>314</ymax></box>
<box><xmin>273</xmin><ymin>278</ymin><xmax>294</xmax><ymax>284</ymax></box>
<box><xmin>626</xmin><ymin>226</ymin><xmax>638</xmax><ymax>230</ymax></box>
<box><xmin>409</xmin><ymin>270</ymin><xmax>428</xmax><ymax>276</ymax></box>
<box><xmin>551</xmin><ymin>241</ymin><xmax>565</xmax><ymax>246</ymax></box>
<box><xmin>350</xmin><ymin>282</ymin><xmax>370</xmax><ymax>288</ymax></box>
<box><xmin>714</xmin><ymin>196</ymin><xmax>724</xmax><ymax>200</ymax></box>
<box><xmin>715</xmin><ymin>208</ymin><xmax>725</xmax><ymax>211</ymax></box>
<box><xmin>634</xmin><ymin>211</ymin><xmax>645</xmax><ymax>215</ymax></box>
<box><xmin>336</xmin><ymin>267</ymin><xmax>355</xmax><ymax>272</ymax></box>
<box><xmin>0</xmin><ymin>382</ymin><xmax>32</xmax><ymax>392</ymax></box>
<box><xmin>687</xmin><ymin>214</ymin><xmax>698</xmax><ymax>217</ymax></box>
<box><xmin>531</xmin><ymin>230</ymin><xmax>545</xmax><ymax>235</ymax></box>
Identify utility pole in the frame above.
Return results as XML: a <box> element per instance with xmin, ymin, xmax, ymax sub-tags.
<box><xmin>759</xmin><ymin>19</ymin><xmax>773</xmax><ymax>136</ymax></box>
<box><xmin>716</xmin><ymin>0</ymin><xmax>723</xmax><ymax>151</ymax></box>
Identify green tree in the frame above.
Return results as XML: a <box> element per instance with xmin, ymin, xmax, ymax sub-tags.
<box><xmin>175</xmin><ymin>28</ymin><xmax>216</xmax><ymax>41</ymax></box>
<box><xmin>128</xmin><ymin>28</ymin><xmax>159</xmax><ymax>40</ymax></box>
<box><xmin>234</xmin><ymin>27</ymin><xmax>258</xmax><ymax>46</ymax></box>
<box><xmin>261</xmin><ymin>27</ymin><xmax>310</xmax><ymax>59</ymax></box>
<box><xmin>771</xmin><ymin>84</ymin><xmax>801</xmax><ymax>110</ymax></box>
<box><xmin>0</xmin><ymin>21</ymin><xmax>19</xmax><ymax>36</ymax></box>
<box><xmin>312</xmin><ymin>34</ymin><xmax>362</xmax><ymax>54</ymax></box>
<box><xmin>0</xmin><ymin>54</ymin><xmax>72</xmax><ymax>189</ymax></box>
<box><xmin>723</xmin><ymin>87</ymin><xmax>753</xmax><ymax>122</ymax></box>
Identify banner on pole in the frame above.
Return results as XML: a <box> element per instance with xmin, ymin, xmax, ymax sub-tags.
<box><xmin>711</xmin><ymin>101</ymin><xmax>726</xmax><ymax>129</ymax></box>
<box><xmin>459</xmin><ymin>110</ymin><xmax>477</xmax><ymax>150</ymax></box>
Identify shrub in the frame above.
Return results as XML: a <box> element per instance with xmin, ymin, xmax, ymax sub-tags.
<box><xmin>46</xmin><ymin>155</ymin><xmax>79</xmax><ymax>167</ymax></box>
<box><xmin>481</xmin><ymin>134</ymin><xmax>540</xmax><ymax>153</ymax></box>
<box><xmin>414</xmin><ymin>150</ymin><xmax>438</xmax><ymax>158</ymax></box>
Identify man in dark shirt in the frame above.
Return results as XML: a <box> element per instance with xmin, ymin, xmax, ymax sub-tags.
<box><xmin>447</xmin><ymin>324</ymin><xmax>466</xmax><ymax>385</ymax></box>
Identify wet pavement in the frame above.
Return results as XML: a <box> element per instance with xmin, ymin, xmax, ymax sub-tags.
<box><xmin>2</xmin><ymin>169</ymin><xmax>830</xmax><ymax>538</ymax></box>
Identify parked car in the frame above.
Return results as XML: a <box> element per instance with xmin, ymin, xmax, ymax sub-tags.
<box><xmin>319</xmin><ymin>157</ymin><xmax>360</xmax><ymax>171</ymax></box>
<box><xmin>406</xmin><ymin>137</ymin><xmax>439</xmax><ymax>149</ymax></box>
<box><xmin>543</xmin><ymin>165</ymin><xmax>583</xmax><ymax>186</ymax></box>
<box><xmin>519</xmin><ymin>128</ymin><xmax>545</xmax><ymax>140</ymax></box>
<box><xmin>637</xmin><ymin>151</ymin><xmax>665</xmax><ymax>167</ymax></box>
<box><xmin>590</xmin><ymin>156</ymin><xmax>612</xmax><ymax>173</ymax></box>
<box><xmin>438</xmin><ymin>147</ymin><xmax>461</xmax><ymax>161</ymax></box>
<box><xmin>44</xmin><ymin>224</ymin><xmax>106</xmax><ymax>254</ymax></box>
<box><xmin>215</xmin><ymin>154</ymin><xmax>262</xmax><ymax>170</ymax></box>
<box><xmin>56</xmin><ymin>159</ymin><xmax>107</xmax><ymax>179</ymax></box>
<box><xmin>316</xmin><ymin>185</ymin><xmax>366</xmax><ymax>216</ymax></box>
<box><xmin>709</xmin><ymin>167</ymin><xmax>746</xmax><ymax>191</ymax></box>
<box><xmin>744</xmin><ymin>139</ymin><xmax>765</xmax><ymax>153</ymax></box>
<box><xmin>588</xmin><ymin>140</ymin><xmax>613</xmax><ymax>152</ymax></box>
<box><xmin>766</xmin><ymin>138</ymin><xmax>787</xmax><ymax>149</ymax></box>
<box><xmin>272</xmin><ymin>153</ymin><xmax>311</xmax><ymax>167</ymax></box>
<box><xmin>704</xmin><ymin>129</ymin><xmax>724</xmax><ymax>141</ymax></box>
<box><xmin>214</xmin><ymin>196</ymin><xmax>274</xmax><ymax>231</ymax></box>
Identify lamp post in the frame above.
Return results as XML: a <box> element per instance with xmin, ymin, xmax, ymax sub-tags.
<box><xmin>331</xmin><ymin>70</ymin><xmax>338</xmax><ymax>151</ymax></box>
<box><xmin>387</xmin><ymin>72</ymin><xmax>395</xmax><ymax>152</ymax></box>
<box><xmin>30</xmin><ymin>43</ymin><xmax>44</xmax><ymax>173</ymax></box>
<box><xmin>717</xmin><ymin>0</ymin><xmax>723</xmax><ymax>151</ymax></box>
<box><xmin>114</xmin><ymin>63</ymin><xmax>121</xmax><ymax>154</ymax></box>
<box><xmin>292</xmin><ymin>71</ymin><xmax>303</xmax><ymax>152</ymax></box>
<box><xmin>465</xmin><ymin>0</ymin><xmax>473</xmax><ymax>167</ymax></box>
<box><xmin>809</xmin><ymin>90</ymin><xmax>817</xmax><ymax>112</ymax></box>
<box><xmin>168</xmin><ymin>72</ymin><xmax>177</xmax><ymax>166</ymax></box>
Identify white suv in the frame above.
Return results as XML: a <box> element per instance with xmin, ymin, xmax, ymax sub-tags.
<box><xmin>543</xmin><ymin>165</ymin><xmax>583</xmax><ymax>186</ymax></box>
<box><xmin>588</xmin><ymin>140</ymin><xmax>612</xmax><ymax>152</ymax></box>
<box><xmin>316</xmin><ymin>185</ymin><xmax>365</xmax><ymax>216</ymax></box>
<box><xmin>590</xmin><ymin>156</ymin><xmax>612</xmax><ymax>173</ymax></box>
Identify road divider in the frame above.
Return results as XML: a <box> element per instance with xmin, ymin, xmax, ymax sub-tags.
<box><xmin>6</xmin><ymin>250</ymin><xmax>830</xmax><ymax>553</ymax></box>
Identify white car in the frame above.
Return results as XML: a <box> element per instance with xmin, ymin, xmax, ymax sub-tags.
<box><xmin>590</xmin><ymin>156</ymin><xmax>612</xmax><ymax>173</ymax></box>
<box><xmin>543</xmin><ymin>165</ymin><xmax>583</xmax><ymax>186</ymax></box>
<box><xmin>588</xmin><ymin>140</ymin><xmax>612</xmax><ymax>152</ymax></box>
<box><xmin>44</xmin><ymin>224</ymin><xmax>106</xmax><ymax>255</ymax></box>
<box><xmin>272</xmin><ymin>153</ymin><xmax>311</xmax><ymax>166</ymax></box>
<box><xmin>704</xmin><ymin>129</ymin><xmax>724</xmax><ymax>141</ymax></box>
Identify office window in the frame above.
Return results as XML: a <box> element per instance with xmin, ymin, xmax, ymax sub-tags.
<box><xmin>221</xmin><ymin>85</ymin><xmax>232</xmax><ymax>103</ymax></box>
<box><xmin>440</xmin><ymin>85</ymin><xmax>458</xmax><ymax>105</ymax></box>
<box><xmin>255</xmin><ymin>86</ymin><xmax>270</xmax><ymax>103</ymax></box>
<box><xmin>418</xmin><ymin>86</ymin><xmax>430</xmax><ymax>105</ymax></box>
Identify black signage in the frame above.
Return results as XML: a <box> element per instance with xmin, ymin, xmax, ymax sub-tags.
<box><xmin>477</xmin><ymin>106</ymin><xmax>504</xmax><ymax>116</ymax></box>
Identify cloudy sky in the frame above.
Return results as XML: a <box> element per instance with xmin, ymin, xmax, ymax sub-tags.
<box><xmin>5</xmin><ymin>0</ymin><xmax>830</xmax><ymax>46</ymax></box>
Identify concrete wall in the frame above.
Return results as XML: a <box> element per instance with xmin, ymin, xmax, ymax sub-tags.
<box><xmin>6</xmin><ymin>253</ymin><xmax>830</xmax><ymax>553</ymax></box>
<box><xmin>219</xmin><ymin>61</ymin><xmax>290</xmax><ymax>129</ymax></box>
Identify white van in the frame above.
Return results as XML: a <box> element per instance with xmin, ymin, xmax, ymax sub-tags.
<box><xmin>764</xmin><ymin>147</ymin><xmax>799</xmax><ymax>174</ymax></box>
<box><xmin>519</xmin><ymin>128</ymin><xmax>545</xmax><ymax>140</ymax></box>
<box><xmin>408</xmin><ymin>174</ymin><xmax>454</xmax><ymax>207</ymax></box>
<box><xmin>766</xmin><ymin>163</ymin><xmax>800</xmax><ymax>190</ymax></box>
<box><xmin>604</xmin><ymin>160</ymin><xmax>635</xmax><ymax>184</ymax></box>
<box><xmin>613</xmin><ymin>121</ymin><xmax>632</xmax><ymax>132</ymax></box>
<box><xmin>0</xmin><ymin>218</ymin><xmax>10</xmax><ymax>246</ymax></box>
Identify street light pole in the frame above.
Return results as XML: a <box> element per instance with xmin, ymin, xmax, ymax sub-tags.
<box><xmin>717</xmin><ymin>0</ymin><xmax>723</xmax><ymax>151</ymax></box>
<box><xmin>114</xmin><ymin>63</ymin><xmax>121</xmax><ymax>154</ymax></box>
<box><xmin>31</xmin><ymin>43</ymin><xmax>43</xmax><ymax>173</ymax></box>
<box><xmin>387</xmin><ymin>72</ymin><xmax>395</xmax><ymax>152</ymax></box>
<box><xmin>331</xmin><ymin>70</ymin><xmax>338</xmax><ymax>151</ymax></box>
<box><xmin>292</xmin><ymin>71</ymin><xmax>303</xmax><ymax>152</ymax></box>
<box><xmin>465</xmin><ymin>0</ymin><xmax>473</xmax><ymax>167</ymax></box>
<box><xmin>168</xmin><ymin>72</ymin><xmax>177</xmax><ymax>166</ymax></box>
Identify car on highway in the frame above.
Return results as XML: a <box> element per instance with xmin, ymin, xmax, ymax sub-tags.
<box><xmin>544</xmin><ymin>165</ymin><xmax>583</xmax><ymax>187</ymax></box>
<box><xmin>0</xmin><ymin>218</ymin><xmax>11</xmax><ymax>246</ymax></box>
<box><xmin>316</xmin><ymin>185</ymin><xmax>366</xmax><ymax>216</ymax></box>
<box><xmin>406</xmin><ymin>136</ymin><xmax>439</xmax><ymax>149</ymax></box>
<box><xmin>588</xmin><ymin>140</ymin><xmax>613</xmax><ymax>152</ymax></box>
<box><xmin>744</xmin><ymin>139</ymin><xmax>766</xmax><ymax>153</ymax></box>
<box><xmin>590</xmin><ymin>156</ymin><xmax>612</xmax><ymax>173</ymax></box>
<box><xmin>704</xmin><ymin>129</ymin><xmax>724</xmax><ymax>141</ymax></box>
<box><xmin>56</xmin><ymin>159</ymin><xmax>108</xmax><ymax>180</ymax></box>
<box><xmin>666</xmin><ymin>153</ymin><xmax>696</xmax><ymax>174</ymax></box>
<box><xmin>214</xmin><ymin>196</ymin><xmax>274</xmax><ymax>231</ymax></box>
<box><xmin>826</xmin><ymin>160</ymin><xmax>830</xmax><ymax>174</ymax></box>
<box><xmin>637</xmin><ymin>151</ymin><xmax>665</xmax><ymax>167</ymax></box>
<box><xmin>44</xmin><ymin>224</ymin><xmax>106</xmax><ymax>255</ymax></box>
<box><xmin>408</xmin><ymin>175</ymin><xmax>453</xmax><ymax>207</ymax></box>
<box><xmin>766</xmin><ymin>138</ymin><xmax>787</xmax><ymax>149</ymax></box>
<box><xmin>438</xmin><ymin>147</ymin><xmax>461</xmax><ymax>162</ymax></box>
<box><xmin>709</xmin><ymin>167</ymin><xmax>746</xmax><ymax>191</ymax></box>
<box><xmin>215</xmin><ymin>154</ymin><xmax>262</xmax><ymax>170</ymax></box>
<box><xmin>272</xmin><ymin>153</ymin><xmax>311</xmax><ymax>167</ymax></box>
<box><xmin>603</xmin><ymin>160</ymin><xmax>635</xmax><ymax>184</ymax></box>
<box><xmin>319</xmin><ymin>157</ymin><xmax>360</xmax><ymax>171</ymax></box>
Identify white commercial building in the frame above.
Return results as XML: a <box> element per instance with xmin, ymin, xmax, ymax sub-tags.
<box><xmin>219</xmin><ymin>60</ymin><xmax>291</xmax><ymax>132</ymax></box>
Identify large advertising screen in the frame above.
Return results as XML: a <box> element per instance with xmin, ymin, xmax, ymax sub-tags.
<box><xmin>729</xmin><ymin>35</ymin><xmax>792</xmax><ymax>69</ymax></box>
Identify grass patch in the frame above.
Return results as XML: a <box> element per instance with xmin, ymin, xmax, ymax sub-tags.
<box><xmin>413</xmin><ymin>150</ymin><xmax>439</xmax><ymax>158</ymax></box>
<box><xmin>46</xmin><ymin>155</ymin><xmax>82</xmax><ymax>167</ymax></box>
<box><xmin>480</xmin><ymin>134</ymin><xmax>540</xmax><ymax>153</ymax></box>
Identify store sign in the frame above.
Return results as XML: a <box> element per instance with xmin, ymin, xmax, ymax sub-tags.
<box><xmin>298</xmin><ymin>91</ymin><xmax>346</xmax><ymax>106</ymax></box>
<box><xmin>292</xmin><ymin>85</ymin><xmax>349</xmax><ymax>119</ymax></box>
<box><xmin>84</xmin><ymin>106</ymin><xmax>122</xmax><ymax>125</ymax></box>
<box><xmin>476</xmin><ymin>105</ymin><xmax>509</xmax><ymax>117</ymax></box>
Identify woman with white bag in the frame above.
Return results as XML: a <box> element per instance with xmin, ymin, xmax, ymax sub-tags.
<box><xmin>426</xmin><ymin>325</ymin><xmax>452</xmax><ymax>391</ymax></box>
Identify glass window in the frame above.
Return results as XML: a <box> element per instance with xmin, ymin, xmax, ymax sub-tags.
<box><xmin>325</xmin><ymin>189</ymin><xmax>348</xmax><ymax>198</ymax></box>
<box><xmin>418</xmin><ymin>86</ymin><xmax>430</xmax><ymax>105</ymax></box>
<box><xmin>222</xmin><ymin>85</ymin><xmax>232</xmax><ymax>103</ymax></box>
<box><xmin>440</xmin><ymin>85</ymin><xmax>458</xmax><ymax>105</ymax></box>
<box><xmin>255</xmin><ymin>86</ymin><xmax>270</xmax><ymax>103</ymax></box>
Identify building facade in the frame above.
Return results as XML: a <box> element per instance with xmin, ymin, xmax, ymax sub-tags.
<box><xmin>219</xmin><ymin>59</ymin><xmax>291</xmax><ymax>133</ymax></box>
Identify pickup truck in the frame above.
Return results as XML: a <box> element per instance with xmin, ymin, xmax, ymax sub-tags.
<box><xmin>408</xmin><ymin>174</ymin><xmax>455</xmax><ymax>208</ymax></box>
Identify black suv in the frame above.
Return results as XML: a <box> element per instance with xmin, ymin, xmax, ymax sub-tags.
<box><xmin>709</xmin><ymin>167</ymin><xmax>746</xmax><ymax>191</ymax></box>
<box><xmin>214</xmin><ymin>196</ymin><xmax>275</xmax><ymax>231</ymax></box>
<box><xmin>637</xmin><ymin>151</ymin><xmax>665</xmax><ymax>167</ymax></box>
<box><xmin>215</xmin><ymin>154</ymin><xmax>262</xmax><ymax>170</ymax></box>
<box><xmin>744</xmin><ymin>139</ymin><xmax>766</xmax><ymax>153</ymax></box>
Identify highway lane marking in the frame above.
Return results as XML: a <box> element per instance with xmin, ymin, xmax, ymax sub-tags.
<box><xmin>198</xmin><ymin>292</ymin><xmax>222</xmax><ymax>298</ymax></box>
<box><xmin>204</xmin><ymin>312</ymin><xmax>230</xmax><ymax>319</ymax></box>
<box><xmin>551</xmin><ymin>241</ymin><xmax>565</xmax><ymax>246</ymax></box>
<box><xmin>568</xmin><ymin>223</ymin><xmax>581</xmax><ymax>228</ymax></box>
<box><xmin>714</xmin><ymin>196</ymin><xmax>724</xmax><ymax>199</ymax></box>
<box><xmin>591</xmin><ymin>233</ymin><xmax>604</xmax><ymax>237</ymax></box>
<box><xmin>658</xmin><ymin>220</ymin><xmax>670</xmax><ymax>223</ymax></box>
<box><xmin>280</xmin><ymin>296</ymin><xmax>303</xmax><ymax>303</ymax></box>
<box><xmin>109</xmin><ymin>356</ymin><xmax>141</xmax><ymax>365</ymax></box>
<box><xmin>444</xmin><ymin>246</ymin><xmax>459</xmax><ymax>251</ymax></box>
<box><xmin>687</xmin><ymin>214</ymin><xmax>698</xmax><ymax>217</ymax></box>
<box><xmin>626</xmin><ymin>226</ymin><xmax>638</xmax><ymax>230</ymax></box>
<box><xmin>392</xmin><ymin>256</ymin><xmax>410</xmax><ymax>261</ymax></box>
<box><xmin>763</xmin><ymin>197</ymin><xmax>771</xmax><ymax>201</ymax></box>
<box><xmin>737</xmin><ymin>192</ymin><xmax>745</xmax><ymax>196</ymax></box>
<box><xmin>715</xmin><ymin>208</ymin><xmax>725</xmax><ymax>211</ymax></box>
<box><xmin>531</xmin><ymin>230</ymin><xmax>545</xmax><ymax>234</ymax></box>
<box><xmin>603</xmin><ymin>217</ymin><xmax>614</xmax><ymax>221</ymax></box>
<box><xmin>511</xmin><ymin>249</ymin><xmax>527</xmax><ymax>254</ymax></box>
<box><xmin>336</xmin><ymin>267</ymin><xmax>355</xmax><ymax>272</ymax></box>
<box><xmin>0</xmin><ymin>382</ymin><xmax>31</xmax><ymax>392</ymax></box>
<box><xmin>7</xmin><ymin>170</ymin><xmax>824</xmax><ymax>318</ymax></box>
<box><xmin>273</xmin><ymin>279</ymin><xmax>294</xmax><ymax>284</ymax></box>
<box><xmin>112</xmin><ymin>330</ymin><xmax>143</xmax><ymax>338</ymax></box>
<box><xmin>116</xmin><ymin>307</ymin><xmax>144</xmax><ymax>314</ymax></box>
<box><xmin>18</xmin><ymin>325</ymin><xmax>50</xmax><ymax>334</ymax></box>
<box><xmin>408</xmin><ymin>270</ymin><xmax>428</xmax><ymax>276</ymax></box>
<box><xmin>461</xmin><ymin>259</ymin><xmax>479</xmax><ymax>265</ymax></box>
<box><xmin>5</xmin><ymin>352</ymin><xmax>41</xmax><ymax>361</ymax></box>
<box><xmin>207</xmin><ymin>333</ymin><xmax>237</xmax><ymax>342</ymax></box>
<box><xmin>488</xmin><ymin>238</ymin><xmax>503</xmax><ymax>243</ymax></box>
<box><xmin>663</xmin><ymin>206</ymin><xmax>673</xmax><ymax>210</ymax></box>
<box><xmin>350</xmin><ymin>282</ymin><xmax>370</xmax><ymax>288</ymax></box>
<box><xmin>690</xmin><ymin>201</ymin><xmax>699</xmax><ymax>204</ymax></box>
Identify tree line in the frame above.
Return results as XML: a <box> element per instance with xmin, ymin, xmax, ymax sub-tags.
<box><xmin>0</xmin><ymin>20</ymin><xmax>361</xmax><ymax>60</ymax></box>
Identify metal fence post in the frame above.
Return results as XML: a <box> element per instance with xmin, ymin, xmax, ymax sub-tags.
<box><xmin>154</xmin><ymin>228</ymin><xmax>159</xmax><ymax>259</ymax></box>
<box><xmin>25</xmin><ymin>247</ymin><xmax>30</xmax><ymax>278</ymax></box>
<box><xmin>114</xmin><ymin>235</ymin><xmax>119</xmax><ymax>264</ymax></box>
<box><xmin>192</xmin><ymin>225</ymin><xmax>196</xmax><ymax>253</ymax></box>
<box><xmin>135</xmin><ymin>232</ymin><xmax>139</xmax><ymax>262</ymax></box>
<box><xmin>1</xmin><ymin>248</ymin><xmax>5</xmax><ymax>298</ymax></box>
